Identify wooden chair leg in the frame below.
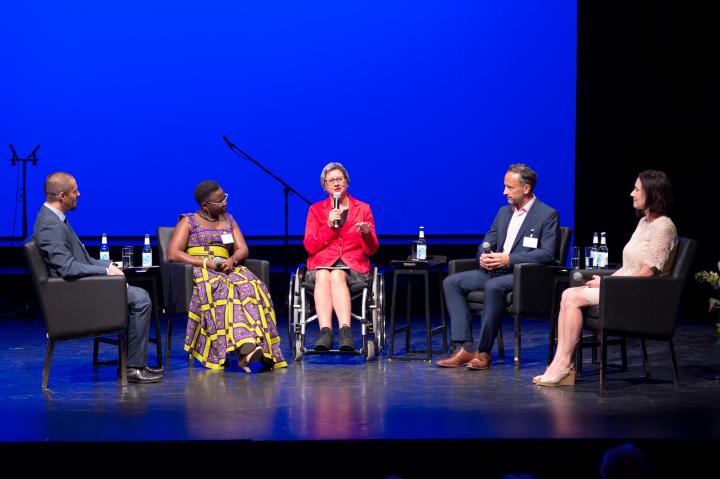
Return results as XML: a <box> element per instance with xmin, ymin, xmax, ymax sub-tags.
<box><xmin>668</xmin><ymin>339</ymin><xmax>680</xmax><ymax>386</ymax></box>
<box><xmin>640</xmin><ymin>338</ymin><xmax>651</xmax><ymax>378</ymax></box>
<box><xmin>42</xmin><ymin>339</ymin><xmax>55</xmax><ymax>390</ymax></box>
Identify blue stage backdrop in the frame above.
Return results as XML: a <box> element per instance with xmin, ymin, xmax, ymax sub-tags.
<box><xmin>1</xmin><ymin>1</ymin><xmax>576</xmax><ymax>238</ymax></box>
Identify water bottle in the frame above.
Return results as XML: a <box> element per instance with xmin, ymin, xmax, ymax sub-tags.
<box><xmin>416</xmin><ymin>226</ymin><xmax>427</xmax><ymax>260</ymax></box>
<box><xmin>591</xmin><ymin>232</ymin><xmax>599</xmax><ymax>270</ymax></box>
<box><xmin>597</xmin><ymin>232</ymin><xmax>608</xmax><ymax>269</ymax></box>
<box><xmin>99</xmin><ymin>233</ymin><xmax>110</xmax><ymax>261</ymax></box>
<box><xmin>142</xmin><ymin>234</ymin><xmax>152</xmax><ymax>268</ymax></box>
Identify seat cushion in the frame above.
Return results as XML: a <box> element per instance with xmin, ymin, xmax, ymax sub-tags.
<box><xmin>583</xmin><ymin>312</ymin><xmax>600</xmax><ymax>330</ymax></box>
<box><xmin>467</xmin><ymin>290</ymin><xmax>513</xmax><ymax>310</ymax></box>
<box><xmin>302</xmin><ymin>281</ymin><xmax>369</xmax><ymax>295</ymax></box>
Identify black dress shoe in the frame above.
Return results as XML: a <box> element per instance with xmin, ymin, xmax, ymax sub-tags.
<box><xmin>144</xmin><ymin>366</ymin><xmax>164</xmax><ymax>374</ymax></box>
<box><xmin>126</xmin><ymin>367</ymin><xmax>163</xmax><ymax>384</ymax></box>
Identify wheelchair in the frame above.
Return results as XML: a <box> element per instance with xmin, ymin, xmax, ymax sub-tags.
<box><xmin>288</xmin><ymin>265</ymin><xmax>385</xmax><ymax>361</ymax></box>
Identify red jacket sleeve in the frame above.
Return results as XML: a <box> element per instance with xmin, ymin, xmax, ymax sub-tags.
<box><xmin>361</xmin><ymin>205</ymin><xmax>379</xmax><ymax>256</ymax></box>
<box><xmin>303</xmin><ymin>202</ymin><xmax>337</xmax><ymax>255</ymax></box>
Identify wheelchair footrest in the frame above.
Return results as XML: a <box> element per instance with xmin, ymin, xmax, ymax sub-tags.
<box><xmin>302</xmin><ymin>348</ymin><xmax>362</xmax><ymax>355</ymax></box>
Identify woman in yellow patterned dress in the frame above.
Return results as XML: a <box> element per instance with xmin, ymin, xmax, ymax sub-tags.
<box><xmin>167</xmin><ymin>180</ymin><xmax>286</xmax><ymax>371</ymax></box>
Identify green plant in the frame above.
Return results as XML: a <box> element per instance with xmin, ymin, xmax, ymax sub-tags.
<box><xmin>695</xmin><ymin>262</ymin><xmax>720</xmax><ymax>343</ymax></box>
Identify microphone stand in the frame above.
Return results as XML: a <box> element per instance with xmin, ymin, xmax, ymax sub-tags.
<box><xmin>8</xmin><ymin>144</ymin><xmax>40</xmax><ymax>240</ymax></box>
<box><xmin>222</xmin><ymin>135</ymin><xmax>311</xmax><ymax>276</ymax></box>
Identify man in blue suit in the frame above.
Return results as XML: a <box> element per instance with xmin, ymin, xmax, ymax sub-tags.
<box><xmin>32</xmin><ymin>172</ymin><xmax>163</xmax><ymax>384</ymax></box>
<box><xmin>437</xmin><ymin>164</ymin><xmax>559</xmax><ymax>370</ymax></box>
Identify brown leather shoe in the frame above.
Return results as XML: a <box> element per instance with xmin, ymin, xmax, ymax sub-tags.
<box><xmin>467</xmin><ymin>352</ymin><xmax>492</xmax><ymax>370</ymax></box>
<box><xmin>435</xmin><ymin>348</ymin><xmax>480</xmax><ymax>368</ymax></box>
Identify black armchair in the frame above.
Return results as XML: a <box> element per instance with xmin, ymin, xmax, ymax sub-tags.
<box><xmin>447</xmin><ymin>226</ymin><xmax>572</xmax><ymax>368</ymax></box>
<box><xmin>583</xmin><ymin>237</ymin><xmax>697</xmax><ymax>390</ymax></box>
<box><xmin>24</xmin><ymin>242</ymin><xmax>129</xmax><ymax>389</ymax></box>
<box><xmin>157</xmin><ymin>226</ymin><xmax>271</xmax><ymax>362</ymax></box>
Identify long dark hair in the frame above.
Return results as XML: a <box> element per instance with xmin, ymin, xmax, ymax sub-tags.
<box><xmin>638</xmin><ymin>170</ymin><xmax>673</xmax><ymax>216</ymax></box>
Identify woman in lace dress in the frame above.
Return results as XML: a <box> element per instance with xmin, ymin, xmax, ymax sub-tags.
<box><xmin>534</xmin><ymin>170</ymin><xmax>677</xmax><ymax>386</ymax></box>
<box><xmin>167</xmin><ymin>180</ymin><xmax>286</xmax><ymax>372</ymax></box>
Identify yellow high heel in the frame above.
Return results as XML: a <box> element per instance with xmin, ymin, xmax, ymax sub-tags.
<box><xmin>534</xmin><ymin>367</ymin><xmax>576</xmax><ymax>387</ymax></box>
<box><xmin>238</xmin><ymin>346</ymin><xmax>263</xmax><ymax>374</ymax></box>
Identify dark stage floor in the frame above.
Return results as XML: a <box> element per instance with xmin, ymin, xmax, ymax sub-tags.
<box><xmin>1</xmin><ymin>315</ymin><xmax>719</xmax><ymax>476</ymax></box>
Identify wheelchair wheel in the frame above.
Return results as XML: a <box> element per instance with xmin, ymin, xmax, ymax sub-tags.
<box><xmin>293</xmin><ymin>338</ymin><xmax>303</xmax><ymax>361</ymax></box>
<box><xmin>365</xmin><ymin>338</ymin><xmax>376</xmax><ymax>361</ymax></box>
<box><xmin>287</xmin><ymin>275</ymin><xmax>295</xmax><ymax>345</ymax></box>
<box><xmin>374</xmin><ymin>274</ymin><xmax>386</xmax><ymax>349</ymax></box>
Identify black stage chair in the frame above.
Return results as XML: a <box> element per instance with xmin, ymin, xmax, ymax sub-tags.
<box><xmin>24</xmin><ymin>242</ymin><xmax>129</xmax><ymax>389</ymax></box>
<box><xmin>157</xmin><ymin>226</ymin><xmax>270</xmax><ymax>363</ymax></box>
<box><xmin>447</xmin><ymin>226</ymin><xmax>572</xmax><ymax>368</ymax></box>
<box><xmin>582</xmin><ymin>237</ymin><xmax>697</xmax><ymax>391</ymax></box>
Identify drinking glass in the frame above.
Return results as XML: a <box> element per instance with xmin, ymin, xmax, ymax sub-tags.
<box><xmin>571</xmin><ymin>246</ymin><xmax>580</xmax><ymax>269</ymax></box>
<box><xmin>584</xmin><ymin>246</ymin><xmax>593</xmax><ymax>269</ymax></box>
<box><xmin>122</xmin><ymin>246</ymin><xmax>134</xmax><ymax>268</ymax></box>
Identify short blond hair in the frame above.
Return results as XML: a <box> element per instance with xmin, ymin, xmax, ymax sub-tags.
<box><xmin>319</xmin><ymin>162</ymin><xmax>350</xmax><ymax>189</ymax></box>
<box><xmin>44</xmin><ymin>172</ymin><xmax>75</xmax><ymax>201</ymax></box>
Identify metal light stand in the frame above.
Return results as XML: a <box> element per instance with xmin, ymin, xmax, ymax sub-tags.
<box><xmin>1</xmin><ymin>144</ymin><xmax>40</xmax><ymax>319</ymax></box>
<box><xmin>9</xmin><ymin>144</ymin><xmax>40</xmax><ymax>240</ymax></box>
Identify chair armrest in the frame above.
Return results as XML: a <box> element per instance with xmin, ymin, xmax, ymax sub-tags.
<box><xmin>569</xmin><ymin>267</ymin><xmax>619</xmax><ymax>286</ymax></box>
<box><xmin>511</xmin><ymin>263</ymin><xmax>555</xmax><ymax>316</ymax></box>
<box><xmin>41</xmin><ymin>276</ymin><xmax>129</xmax><ymax>339</ymax></box>
<box><xmin>448</xmin><ymin>258</ymin><xmax>477</xmax><ymax>276</ymax></box>
<box><xmin>160</xmin><ymin>261</ymin><xmax>194</xmax><ymax>315</ymax></box>
<box><xmin>599</xmin><ymin>276</ymin><xmax>684</xmax><ymax>338</ymax></box>
<box><xmin>242</xmin><ymin>258</ymin><xmax>270</xmax><ymax>286</ymax></box>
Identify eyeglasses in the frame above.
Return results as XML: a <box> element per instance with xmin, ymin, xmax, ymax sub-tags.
<box><xmin>325</xmin><ymin>177</ymin><xmax>346</xmax><ymax>185</ymax></box>
<box><xmin>206</xmin><ymin>193</ymin><xmax>229</xmax><ymax>205</ymax></box>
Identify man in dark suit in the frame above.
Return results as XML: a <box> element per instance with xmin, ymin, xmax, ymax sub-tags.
<box><xmin>437</xmin><ymin>164</ymin><xmax>559</xmax><ymax>370</ymax></box>
<box><xmin>32</xmin><ymin>172</ymin><xmax>163</xmax><ymax>384</ymax></box>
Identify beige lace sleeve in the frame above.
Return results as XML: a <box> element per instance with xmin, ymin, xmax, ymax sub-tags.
<box><xmin>644</xmin><ymin>217</ymin><xmax>677</xmax><ymax>272</ymax></box>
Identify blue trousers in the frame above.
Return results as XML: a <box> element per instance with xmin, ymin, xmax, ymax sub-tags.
<box><xmin>442</xmin><ymin>269</ymin><xmax>513</xmax><ymax>353</ymax></box>
<box><xmin>127</xmin><ymin>285</ymin><xmax>152</xmax><ymax>368</ymax></box>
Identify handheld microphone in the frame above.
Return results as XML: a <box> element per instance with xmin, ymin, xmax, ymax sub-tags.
<box><xmin>332</xmin><ymin>192</ymin><xmax>341</xmax><ymax>228</ymax></box>
<box><xmin>214</xmin><ymin>257</ymin><xmax>225</xmax><ymax>267</ymax></box>
<box><xmin>481</xmin><ymin>241</ymin><xmax>496</xmax><ymax>276</ymax></box>
<box><xmin>482</xmin><ymin>241</ymin><xmax>492</xmax><ymax>254</ymax></box>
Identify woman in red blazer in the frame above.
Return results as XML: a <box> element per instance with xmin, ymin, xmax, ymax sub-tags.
<box><xmin>303</xmin><ymin>162</ymin><xmax>379</xmax><ymax>352</ymax></box>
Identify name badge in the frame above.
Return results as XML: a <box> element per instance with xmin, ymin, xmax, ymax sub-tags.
<box><xmin>221</xmin><ymin>233</ymin><xmax>234</xmax><ymax>245</ymax></box>
<box><xmin>522</xmin><ymin>236</ymin><xmax>538</xmax><ymax>249</ymax></box>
